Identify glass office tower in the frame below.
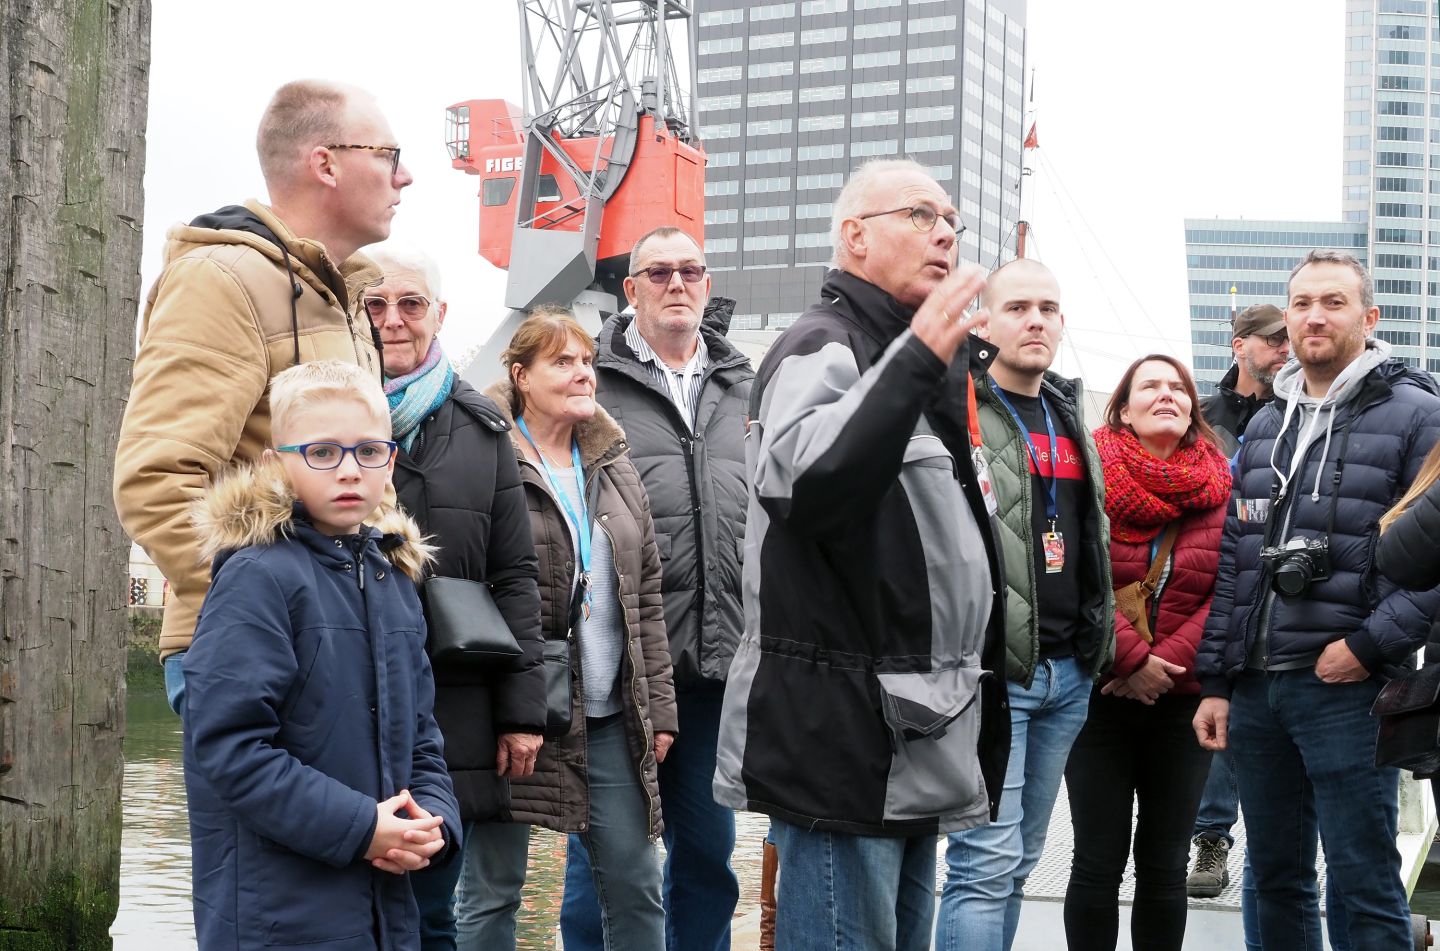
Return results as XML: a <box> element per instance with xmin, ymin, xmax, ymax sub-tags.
<box><xmin>694</xmin><ymin>0</ymin><xmax>1027</xmax><ymax>330</ymax></box>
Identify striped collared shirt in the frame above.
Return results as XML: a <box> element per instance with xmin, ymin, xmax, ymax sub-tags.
<box><xmin>624</xmin><ymin>318</ymin><xmax>709</xmax><ymax>430</ymax></box>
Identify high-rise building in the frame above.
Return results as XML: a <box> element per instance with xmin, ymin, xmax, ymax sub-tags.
<box><xmin>1345</xmin><ymin>0</ymin><xmax>1432</xmax><ymax>371</ymax></box>
<box><xmin>1185</xmin><ymin>220</ymin><xmax>1368</xmax><ymax>395</ymax></box>
<box><xmin>1187</xmin><ymin>0</ymin><xmax>1436</xmax><ymax>393</ymax></box>
<box><xmin>694</xmin><ymin>0</ymin><xmax>1027</xmax><ymax>330</ymax></box>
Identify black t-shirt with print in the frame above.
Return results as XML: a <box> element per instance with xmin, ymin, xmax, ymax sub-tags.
<box><xmin>999</xmin><ymin>388</ymin><xmax>1088</xmax><ymax>658</ymax></box>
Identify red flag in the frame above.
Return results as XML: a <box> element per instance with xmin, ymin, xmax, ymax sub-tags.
<box><xmin>1023</xmin><ymin>122</ymin><xmax>1038</xmax><ymax>149</ymax></box>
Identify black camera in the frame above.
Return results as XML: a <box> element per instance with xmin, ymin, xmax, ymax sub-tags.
<box><xmin>1260</xmin><ymin>536</ymin><xmax>1332</xmax><ymax>598</ymax></box>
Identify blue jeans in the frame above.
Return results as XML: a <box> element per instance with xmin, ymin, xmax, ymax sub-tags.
<box><xmin>936</xmin><ymin>656</ymin><xmax>1090</xmax><ymax>951</ymax></box>
<box><xmin>1228</xmin><ymin>670</ymin><xmax>1410</xmax><ymax>950</ymax></box>
<box><xmin>165</xmin><ymin>651</ymin><xmax>186</xmax><ymax>715</ymax></box>
<box><xmin>769</xmin><ymin>818</ymin><xmax>935</xmax><ymax>951</ymax></box>
<box><xmin>411</xmin><ymin>818</ymin><xmax>474</xmax><ymax>951</ymax></box>
<box><xmin>455</xmin><ymin>821</ymin><xmax>532</xmax><ymax>951</ymax></box>
<box><xmin>561</xmin><ymin>687</ymin><xmax>738</xmax><ymax>951</ymax></box>
<box><xmin>1192</xmin><ymin>749</ymin><xmax>1239</xmax><ymax>844</ymax></box>
<box><xmin>558</xmin><ymin>714</ymin><xmax>665</xmax><ymax>951</ymax></box>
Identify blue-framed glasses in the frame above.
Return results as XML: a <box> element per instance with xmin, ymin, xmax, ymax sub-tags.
<box><xmin>275</xmin><ymin>440</ymin><xmax>397</xmax><ymax>470</ymax></box>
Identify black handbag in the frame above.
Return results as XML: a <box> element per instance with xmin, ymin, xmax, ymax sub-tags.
<box><xmin>541</xmin><ymin>579</ymin><xmax>588</xmax><ymax>738</ymax></box>
<box><xmin>420</xmin><ymin>576</ymin><xmax>524</xmax><ymax>669</ymax></box>
<box><xmin>1371</xmin><ymin>663</ymin><xmax>1440</xmax><ymax>775</ymax></box>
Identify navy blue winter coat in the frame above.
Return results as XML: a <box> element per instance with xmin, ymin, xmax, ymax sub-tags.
<box><xmin>1197</xmin><ymin>359</ymin><xmax>1440</xmax><ymax>695</ymax></box>
<box><xmin>182</xmin><ymin>462</ymin><xmax>460</xmax><ymax>950</ymax></box>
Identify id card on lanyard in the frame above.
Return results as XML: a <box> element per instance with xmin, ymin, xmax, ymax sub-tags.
<box><xmin>968</xmin><ymin>374</ymin><xmax>1000</xmax><ymax>517</ymax></box>
<box><xmin>517</xmin><ymin>416</ymin><xmax>594</xmax><ymax>617</ymax></box>
<box><xmin>992</xmin><ymin>386</ymin><xmax>1065</xmax><ymax>573</ymax></box>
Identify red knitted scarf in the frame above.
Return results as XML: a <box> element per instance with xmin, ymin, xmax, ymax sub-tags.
<box><xmin>1094</xmin><ymin>425</ymin><xmax>1232</xmax><ymax>543</ymax></box>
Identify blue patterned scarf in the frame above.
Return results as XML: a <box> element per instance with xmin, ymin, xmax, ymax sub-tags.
<box><xmin>385</xmin><ymin>340</ymin><xmax>454</xmax><ymax>453</ymax></box>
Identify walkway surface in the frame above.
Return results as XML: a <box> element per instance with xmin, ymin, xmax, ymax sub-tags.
<box><xmin>721</xmin><ymin>774</ymin><xmax>1435</xmax><ymax>951</ymax></box>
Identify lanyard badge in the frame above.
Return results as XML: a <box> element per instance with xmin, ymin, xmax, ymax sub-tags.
<box><xmin>992</xmin><ymin>386</ymin><xmax>1065</xmax><ymax>573</ymax></box>
<box><xmin>517</xmin><ymin>416</ymin><xmax>593</xmax><ymax>614</ymax></box>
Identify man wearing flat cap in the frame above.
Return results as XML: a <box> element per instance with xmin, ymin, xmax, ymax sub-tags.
<box><xmin>1184</xmin><ymin>301</ymin><xmax>1290</xmax><ymax>905</ymax></box>
<box><xmin>1201</xmin><ymin>303</ymin><xmax>1292</xmax><ymax>458</ymax></box>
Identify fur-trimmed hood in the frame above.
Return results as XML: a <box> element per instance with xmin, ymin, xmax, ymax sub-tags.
<box><xmin>483</xmin><ymin>379</ymin><xmax>629</xmax><ymax>469</ymax></box>
<box><xmin>191</xmin><ymin>458</ymin><xmax>434</xmax><ymax>581</ymax></box>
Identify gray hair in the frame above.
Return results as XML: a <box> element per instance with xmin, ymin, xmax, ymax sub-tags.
<box><xmin>367</xmin><ymin>243</ymin><xmax>444</xmax><ymax>301</ymax></box>
<box><xmin>1289</xmin><ymin>249</ymin><xmax>1373</xmax><ymax>310</ymax></box>
<box><xmin>829</xmin><ymin>158</ymin><xmax>935</xmax><ymax>268</ymax></box>
<box><xmin>628</xmin><ymin>226</ymin><xmax>703</xmax><ymax>277</ymax></box>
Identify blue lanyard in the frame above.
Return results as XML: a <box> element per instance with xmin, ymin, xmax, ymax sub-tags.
<box><xmin>516</xmin><ymin>417</ymin><xmax>592</xmax><ymax>583</ymax></box>
<box><xmin>992</xmin><ymin>385</ymin><xmax>1059</xmax><ymax>527</ymax></box>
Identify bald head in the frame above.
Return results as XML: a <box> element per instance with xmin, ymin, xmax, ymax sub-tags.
<box><xmin>982</xmin><ymin>258</ymin><xmax>1057</xmax><ymax>310</ymax></box>
<box><xmin>980</xmin><ymin>257</ymin><xmax>1064</xmax><ymax>395</ymax></box>
<box><xmin>257</xmin><ymin>80</ymin><xmax>370</xmax><ymax>192</ymax></box>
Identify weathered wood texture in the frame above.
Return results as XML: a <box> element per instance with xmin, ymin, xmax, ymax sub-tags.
<box><xmin>0</xmin><ymin>1</ymin><xmax>150</xmax><ymax>947</ymax></box>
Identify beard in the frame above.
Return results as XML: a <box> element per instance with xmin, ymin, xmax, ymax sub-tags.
<box><xmin>1241</xmin><ymin>351</ymin><xmax>1279</xmax><ymax>388</ymax></box>
<box><xmin>1296</xmin><ymin>325</ymin><xmax>1367</xmax><ymax>378</ymax></box>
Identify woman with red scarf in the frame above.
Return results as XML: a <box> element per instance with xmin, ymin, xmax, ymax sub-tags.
<box><xmin>1063</xmin><ymin>354</ymin><xmax>1233</xmax><ymax>951</ymax></box>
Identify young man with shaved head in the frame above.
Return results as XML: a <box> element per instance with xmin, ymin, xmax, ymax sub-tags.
<box><xmin>714</xmin><ymin>160</ymin><xmax>1010</xmax><ymax>951</ymax></box>
<box><xmin>935</xmin><ymin>259</ymin><xmax>1112</xmax><ymax>951</ymax></box>
<box><xmin>115</xmin><ymin>79</ymin><xmax>414</xmax><ymax>715</ymax></box>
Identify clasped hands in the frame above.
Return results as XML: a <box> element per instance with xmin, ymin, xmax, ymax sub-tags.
<box><xmin>364</xmin><ymin>789</ymin><xmax>446</xmax><ymax>875</ymax></box>
<box><xmin>1101</xmin><ymin>655</ymin><xmax>1187</xmax><ymax>705</ymax></box>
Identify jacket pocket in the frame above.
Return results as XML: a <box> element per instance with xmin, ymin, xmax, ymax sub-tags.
<box><xmin>896</xmin><ymin>434</ymin><xmax>993</xmax><ymax>661</ymax></box>
<box><xmin>874</xmin><ymin>666</ymin><xmax>988</xmax><ymax>822</ymax></box>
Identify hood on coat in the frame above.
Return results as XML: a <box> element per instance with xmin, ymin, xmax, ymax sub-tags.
<box><xmin>174</xmin><ymin>201</ymin><xmax>382</xmax><ymax>367</ymax></box>
<box><xmin>483</xmin><ymin>379</ymin><xmax>628</xmax><ymax>469</ymax></box>
<box><xmin>169</xmin><ymin>201</ymin><xmax>361</xmax><ymax>305</ymax></box>
<box><xmin>191</xmin><ymin>457</ymin><xmax>435</xmax><ymax>581</ymax></box>
<box><xmin>1270</xmin><ymin>338</ymin><xmax>1390</xmax><ymax>503</ymax></box>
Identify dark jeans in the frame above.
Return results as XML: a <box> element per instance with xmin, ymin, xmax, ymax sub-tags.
<box><xmin>562</xmin><ymin>686</ymin><xmax>738</xmax><ymax>951</ymax></box>
<box><xmin>1228</xmin><ymin>670</ymin><xmax>1409</xmax><ymax>950</ymax></box>
<box><xmin>411</xmin><ymin>819</ymin><xmax>472</xmax><ymax>951</ymax></box>
<box><xmin>1191</xmin><ymin>749</ymin><xmax>1238</xmax><ymax>844</ymax></box>
<box><xmin>1063</xmin><ymin>690</ymin><xmax>1210</xmax><ymax>951</ymax></box>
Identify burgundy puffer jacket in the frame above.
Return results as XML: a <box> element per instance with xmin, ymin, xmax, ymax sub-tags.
<box><xmin>1108</xmin><ymin>503</ymin><xmax>1226</xmax><ymax>695</ymax></box>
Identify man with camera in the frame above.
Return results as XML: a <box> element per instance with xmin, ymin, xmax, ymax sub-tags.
<box><xmin>1193</xmin><ymin>250</ymin><xmax>1440</xmax><ymax>949</ymax></box>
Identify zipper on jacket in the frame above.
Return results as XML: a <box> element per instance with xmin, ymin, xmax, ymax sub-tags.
<box><xmin>680</xmin><ymin>431</ymin><xmax>708</xmax><ymax>674</ymax></box>
<box><xmin>595</xmin><ymin>507</ymin><xmax>661</xmax><ymax>838</ymax></box>
<box><xmin>604</xmin><ymin>362</ymin><xmax>720</xmax><ymax>678</ymax></box>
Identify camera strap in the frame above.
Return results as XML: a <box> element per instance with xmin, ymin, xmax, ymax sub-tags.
<box><xmin>1262</xmin><ymin>415</ymin><xmax>1355</xmax><ymax>549</ymax></box>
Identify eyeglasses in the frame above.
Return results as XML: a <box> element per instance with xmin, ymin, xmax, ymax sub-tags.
<box><xmin>275</xmin><ymin>440</ymin><xmax>398</xmax><ymax>470</ymax></box>
<box><xmin>630</xmin><ymin>264</ymin><xmax>707</xmax><ymax>285</ymax></box>
<box><xmin>1251</xmin><ymin>330</ymin><xmax>1289</xmax><ymax>348</ymax></box>
<box><xmin>362</xmin><ymin>295</ymin><xmax>432</xmax><ymax>321</ymax></box>
<box><xmin>856</xmin><ymin>205</ymin><xmax>966</xmax><ymax>235</ymax></box>
<box><xmin>324</xmin><ymin>143</ymin><xmax>402</xmax><ymax>175</ymax></box>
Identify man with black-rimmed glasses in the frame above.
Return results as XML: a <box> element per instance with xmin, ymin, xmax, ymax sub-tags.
<box><xmin>561</xmin><ymin>225</ymin><xmax>754</xmax><ymax>951</ymax></box>
<box><xmin>115</xmin><ymin>79</ymin><xmax>413</xmax><ymax>717</ymax></box>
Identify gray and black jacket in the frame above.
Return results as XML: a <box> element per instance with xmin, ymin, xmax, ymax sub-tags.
<box><xmin>713</xmin><ymin>269</ymin><xmax>1010</xmax><ymax>837</ymax></box>
<box><xmin>594</xmin><ymin>302</ymin><xmax>754</xmax><ymax>688</ymax></box>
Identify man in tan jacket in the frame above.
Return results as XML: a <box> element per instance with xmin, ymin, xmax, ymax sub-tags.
<box><xmin>114</xmin><ymin>79</ymin><xmax>412</xmax><ymax>712</ymax></box>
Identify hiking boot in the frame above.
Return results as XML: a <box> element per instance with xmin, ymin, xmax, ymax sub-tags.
<box><xmin>1187</xmin><ymin>835</ymin><xmax>1231</xmax><ymax>898</ymax></box>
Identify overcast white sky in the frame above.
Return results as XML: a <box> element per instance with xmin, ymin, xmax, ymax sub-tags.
<box><xmin>141</xmin><ymin>0</ymin><xmax>1342</xmax><ymax>391</ymax></box>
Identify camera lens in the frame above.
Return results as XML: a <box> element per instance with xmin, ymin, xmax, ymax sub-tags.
<box><xmin>1274</xmin><ymin>559</ymin><xmax>1311</xmax><ymax>598</ymax></box>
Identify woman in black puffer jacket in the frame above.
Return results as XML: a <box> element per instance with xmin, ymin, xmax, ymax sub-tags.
<box><xmin>360</xmin><ymin>247</ymin><xmax>546</xmax><ymax>951</ymax></box>
<box><xmin>1376</xmin><ymin>441</ymin><xmax>1440</xmax><ymax>807</ymax></box>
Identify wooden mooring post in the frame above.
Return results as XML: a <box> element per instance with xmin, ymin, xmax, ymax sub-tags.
<box><xmin>0</xmin><ymin>1</ymin><xmax>150</xmax><ymax>947</ymax></box>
